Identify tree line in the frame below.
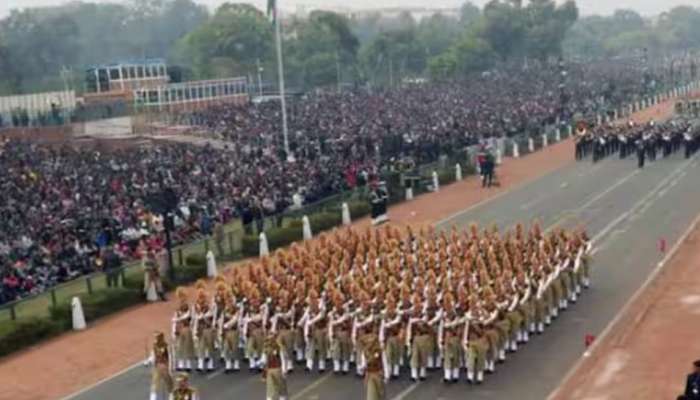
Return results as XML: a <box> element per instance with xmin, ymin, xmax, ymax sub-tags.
<box><xmin>1</xmin><ymin>0</ymin><xmax>699</xmax><ymax>95</ymax></box>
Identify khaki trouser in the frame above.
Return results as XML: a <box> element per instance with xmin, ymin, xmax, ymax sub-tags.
<box><xmin>247</xmin><ymin>328</ymin><xmax>264</xmax><ymax>359</ymax></box>
<box><xmin>266</xmin><ymin>368</ymin><xmax>288</xmax><ymax>400</ymax></box>
<box><xmin>197</xmin><ymin>328</ymin><xmax>215</xmax><ymax>358</ymax></box>
<box><xmin>332</xmin><ymin>331</ymin><xmax>352</xmax><ymax>362</ymax></box>
<box><xmin>466</xmin><ymin>337</ymin><xmax>489</xmax><ymax>372</ymax></box>
<box><xmin>307</xmin><ymin>329</ymin><xmax>329</xmax><ymax>361</ymax></box>
<box><xmin>293</xmin><ymin>328</ymin><xmax>304</xmax><ymax>353</ymax></box>
<box><xmin>494</xmin><ymin>319</ymin><xmax>511</xmax><ymax>349</ymax></box>
<box><xmin>385</xmin><ymin>336</ymin><xmax>401</xmax><ymax>366</ymax></box>
<box><xmin>410</xmin><ymin>334</ymin><xmax>431</xmax><ymax>368</ymax></box>
<box><xmin>551</xmin><ymin>278</ymin><xmax>563</xmax><ymax>309</ymax></box>
<box><xmin>151</xmin><ymin>363</ymin><xmax>173</xmax><ymax>397</ymax></box>
<box><xmin>176</xmin><ymin>328</ymin><xmax>195</xmax><ymax>359</ymax></box>
<box><xmin>443</xmin><ymin>335</ymin><xmax>462</xmax><ymax>370</ymax></box>
<box><xmin>518</xmin><ymin>300</ymin><xmax>535</xmax><ymax>329</ymax></box>
<box><xmin>222</xmin><ymin>329</ymin><xmax>240</xmax><ymax>360</ymax></box>
<box><xmin>278</xmin><ymin>328</ymin><xmax>295</xmax><ymax>362</ymax></box>
<box><xmin>484</xmin><ymin>328</ymin><xmax>500</xmax><ymax>360</ymax></box>
<box><xmin>505</xmin><ymin>310</ymin><xmax>524</xmax><ymax>340</ymax></box>
<box><xmin>366</xmin><ymin>372</ymin><xmax>386</xmax><ymax>400</ymax></box>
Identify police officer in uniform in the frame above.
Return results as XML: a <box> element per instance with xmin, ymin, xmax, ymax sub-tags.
<box><xmin>262</xmin><ymin>333</ymin><xmax>289</xmax><ymax>400</ymax></box>
<box><xmin>169</xmin><ymin>373</ymin><xmax>199</xmax><ymax>400</ymax></box>
<box><xmin>678</xmin><ymin>360</ymin><xmax>700</xmax><ymax>400</ymax></box>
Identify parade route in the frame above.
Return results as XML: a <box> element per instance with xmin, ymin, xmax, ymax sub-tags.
<box><xmin>64</xmin><ymin>151</ymin><xmax>700</xmax><ymax>400</ymax></box>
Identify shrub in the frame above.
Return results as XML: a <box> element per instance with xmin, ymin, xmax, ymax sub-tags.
<box><xmin>49</xmin><ymin>288</ymin><xmax>143</xmax><ymax>329</ymax></box>
<box><xmin>185</xmin><ymin>253</ymin><xmax>207</xmax><ymax>267</ymax></box>
<box><xmin>0</xmin><ymin>317</ymin><xmax>64</xmax><ymax>358</ymax></box>
<box><xmin>437</xmin><ymin>169</ymin><xmax>456</xmax><ymax>186</ymax></box>
<box><xmin>346</xmin><ymin>201</ymin><xmax>371</xmax><ymax>220</ymax></box>
<box><xmin>175</xmin><ymin>262</ymin><xmax>208</xmax><ymax>284</ymax></box>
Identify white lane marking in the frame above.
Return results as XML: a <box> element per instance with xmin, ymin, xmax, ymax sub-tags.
<box><xmin>207</xmin><ymin>369</ymin><xmax>224</xmax><ymax>380</ymax></box>
<box><xmin>290</xmin><ymin>373</ymin><xmax>333</xmax><ymax>400</ymax></box>
<box><xmin>591</xmin><ymin>157</ymin><xmax>696</xmax><ymax>250</ymax></box>
<box><xmin>436</xmin><ymin>161</ymin><xmax>580</xmax><ymax>227</ymax></box>
<box><xmin>547</xmin><ymin>211</ymin><xmax>700</xmax><ymax>400</ymax></box>
<box><xmin>389</xmin><ymin>383</ymin><xmax>420</xmax><ymax>400</ymax></box>
<box><xmin>61</xmin><ymin>359</ymin><xmax>146</xmax><ymax>400</ymax></box>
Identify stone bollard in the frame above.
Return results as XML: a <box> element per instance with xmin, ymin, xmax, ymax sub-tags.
<box><xmin>341</xmin><ymin>202</ymin><xmax>351</xmax><ymax>226</ymax></box>
<box><xmin>405</xmin><ymin>187</ymin><xmax>414</xmax><ymax>201</ymax></box>
<box><xmin>259</xmin><ymin>232</ymin><xmax>269</xmax><ymax>257</ymax></box>
<box><xmin>455</xmin><ymin>164</ymin><xmax>463</xmax><ymax>181</ymax></box>
<box><xmin>567</xmin><ymin>125</ymin><xmax>573</xmax><ymax>137</ymax></box>
<box><xmin>513</xmin><ymin>142</ymin><xmax>520</xmax><ymax>158</ymax></box>
<box><xmin>72</xmin><ymin>296</ymin><xmax>86</xmax><ymax>331</ymax></box>
<box><xmin>302</xmin><ymin>215</ymin><xmax>312</xmax><ymax>241</ymax></box>
<box><xmin>556</xmin><ymin>128</ymin><xmax>561</xmax><ymax>142</ymax></box>
<box><xmin>206</xmin><ymin>250</ymin><xmax>217</xmax><ymax>278</ymax></box>
<box><xmin>528</xmin><ymin>137</ymin><xmax>534</xmax><ymax>152</ymax></box>
<box><xmin>543</xmin><ymin>134</ymin><xmax>549</xmax><ymax>148</ymax></box>
<box><xmin>496</xmin><ymin>148</ymin><xmax>503</xmax><ymax>165</ymax></box>
<box><xmin>432</xmin><ymin>171</ymin><xmax>440</xmax><ymax>192</ymax></box>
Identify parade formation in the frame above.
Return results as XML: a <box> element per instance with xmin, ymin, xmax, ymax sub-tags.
<box><xmin>148</xmin><ymin>221</ymin><xmax>592</xmax><ymax>400</ymax></box>
<box><xmin>574</xmin><ymin>119</ymin><xmax>700</xmax><ymax>166</ymax></box>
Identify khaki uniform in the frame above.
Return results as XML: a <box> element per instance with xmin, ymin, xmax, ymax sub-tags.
<box><xmin>264</xmin><ymin>346</ymin><xmax>288</xmax><ymax>400</ymax></box>
<box><xmin>194</xmin><ymin>303</ymin><xmax>216</xmax><ymax>360</ymax></box>
<box><xmin>174</xmin><ymin>306</ymin><xmax>195</xmax><ymax>362</ymax></box>
<box><xmin>151</xmin><ymin>343</ymin><xmax>173</xmax><ymax>399</ymax></box>
<box><xmin>365</xmin><ymin>348</ymin><xmax>386</xmax><ymax>400</ymax></box>
<box><xmin>170</xmin><ymin>386</ymin><xmax>198</xmax><ymax>400</ymax></box>
<box><xmin>410</xmin><ymin>321</ymin><xmax>432</xmax><ymax>369</ymax></box>
<box><xmin>221</xmin><ymin>309</ymin><xmax>240</xmax><ymax>363</ymax></box>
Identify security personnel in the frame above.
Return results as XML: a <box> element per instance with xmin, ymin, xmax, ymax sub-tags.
<box><xmin>636</xmin><ymin>137</ymin><xmax>646</xmax><ymax>169</ymax></box>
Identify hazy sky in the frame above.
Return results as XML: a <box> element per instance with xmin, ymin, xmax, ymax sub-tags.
<box><xmin>1</xmin><ymin>0</ymin><xmax>696</xmax><ymax>19</ymax></box>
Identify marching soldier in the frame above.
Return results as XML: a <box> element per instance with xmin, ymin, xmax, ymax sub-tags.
<box><xmin>169</xmin><ymin>373</ymin><xmax>198</xmax><ymax>400</ymax></box>
<box><xmin>244</xmin><ymin>294</ymin><xmax>267</xmax><ymax>371</ymax></box>
<box><xmin>463</xmin><ymin>295</ymin><xmax>489</xmax><ymax>383</ymax></box>
<box><xmin>219</xmin><ymin>296</ymin><xmax>241</xmax><ymax>373</ymax></box>
<box><xmin>172</xmin><ymin>288</ymin><xmax>195</xmax><ymax>371</ymax></box>
<box><xmin>364</xmin><ymin>335</ymin><xmax>386</xmax><ymax>400</ymax></box>
<box><xmin>262</xmin><ymin>333</ymin><xmax>289</xmax><ymax>400</ymax></box>
<box><xmin>270</xmin><ymin>292</ymin><xmax>295</xmax><ymax>374</ymax></box>
<box><xmin>299</xmin><ymin>290</ymin><xmax>328</xmax><ymax>372</ymax></box>
<box><xmin>353</xmin><ymin>295</ymin><xmax>375</xmax><ymax>377</ymax></box>
<box><xmin>439</xmin><ymin>294</ymin><xmax>463</xmax><ymax>383</ymax></box>
<box><xmin>406</xmin><ymin>295</ymin><xmax>429</xmax><ymax>381</ymax></box>
<box><xmin>379</xmin><ymin>295</ymin><xmax>402</xmax><ymax>380</ymax></box>
<box><xmin>193</xmin><ymin>288</ymin><xmax>216</xmax><ymax>372</ymax></box>
<box><xmin>328</xmin><ymin>292</ymin><xmax>353</xmax><ymax>374</ymax></box>
<box><xmin>147</xmin><ymin>331</ymin><xmax>174</xmax><ymax>400</ymax></box>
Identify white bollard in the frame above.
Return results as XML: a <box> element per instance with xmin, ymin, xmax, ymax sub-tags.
<box><xmin>405</xmin><ymin>187</ymin><xmax>414</xmax><ymax>201</ymax></box>
<box><xmin>302</xmin><ymin>215</ymin><xmax>312</xmax><ymax>240</ymax></box>
<box><xmin>72</xmin><ymin>296</ymin><xmax>86</xmax><ymax>331</ymax></box>
<box><xmin>259</xmin><ymin>232</ymin><xmax>269</xmax><ymax>257</ymax></box>
<box><xmin>567</xmin><ymin>125</ymin><xmax>573</xmax><ymax>137</ymax></box>
<box><xmin>455</xmin><ymin>163</ymin><xmax>463</xmax><ymax>181</ymax></box>
<box><xmin>496</xmin><ymin>148</ymin><xmax>503</xmax><ymax>165</ymax></box>
<box><xmin>206</xmin><ymin>250</ymin><xmax>217</xmax><ymax>278</ymax></box>
<box><xmin>542</xmin><ymin>134</ymin><xmax>548</xmax><ymax>147</ymax></box>
<box><xmin>513</xmin><ymin>142</ymin><xmax>520</xmax><ymax>158</ymax></box>
<box><xmin>292</xmin><ymin>193</ymin><xmax>303</xmax><ymax>210</ymax></box>
<box><xmin>556</xmin><ymin>128</ymin><xmax>561</xmax><ymax>142</ymax></box>
<box><xmin>528</xmin><ymin>137</ymin><xmax>534</xmax><ymax>152</ymax></box>
<box><xmin>341</xmin><ymin>202</ymin><xmax>351</xmax><ymax>226</ymax></box>
<box><xmin>432</xmin><ymin>171</ymin><xmax>440</xmax><ymax>192</ymax></box>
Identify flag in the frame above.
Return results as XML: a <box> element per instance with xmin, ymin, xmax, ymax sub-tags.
<box><xmin>267</xmin><ymin>0</ymin><xmax>276</xmax><ymax>24</ymax></box>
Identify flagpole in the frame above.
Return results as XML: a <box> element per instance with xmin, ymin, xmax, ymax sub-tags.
<box><xmin>274</xmin><ymin>1</ymin><xmax>293</xmax><ymax>162</ymax></box>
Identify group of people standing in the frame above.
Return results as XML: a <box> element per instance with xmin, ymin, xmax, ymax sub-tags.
<box><xmin>148</xmin><ymin>222</ymin><xmax>592</xmax><ymax>400</ymax></box>
<box><xmin>574</xmin><ymin>119</ymin><xmax>700</xmax><ymax>167</ymax></box>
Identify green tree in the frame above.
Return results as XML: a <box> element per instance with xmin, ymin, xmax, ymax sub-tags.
<box><xmin>460</xmin><ymin>2</ymin><xmax>482</xmax><ymax>27</ymax></box>
<box><xmin>175</xmin><ymin>3</ymin><xmax>272</xmax><ymax>78</ymax></box>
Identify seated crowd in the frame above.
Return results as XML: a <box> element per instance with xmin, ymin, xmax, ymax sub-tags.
<box><xmin>0</xmin><ymin>60</ymin><xmax>666</xmax><ymax>304</ymax></box>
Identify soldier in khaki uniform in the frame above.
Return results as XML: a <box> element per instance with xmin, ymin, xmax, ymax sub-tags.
<box><xmin>440</xmin><ymin>294</ymin><xmax>463</xmax><ymax>383</ymax></box>
<box><xmin>148</xmin><ymin>331</ymin><xmax>173</xmax><ymax>400</ymax></box>
<box><xmin>219</xmin><ymin>296</ymin><xmax>241</xmax><ymax>373</ymax></box>
<box><xmin>379</xmin><ymin>296</ymin><xmax>402</xmax><ymax>380</ymax></box>
<box><xmin>407</xmin><ymin>295</ymin><xmax>429</xmax><ymax>381</ymax></box>
<box><xmin>299</xmin><ymin>290</ymin><xmax>328</xmax><ymax>372</ymax></box>
<box><xmin>270</xmin><ymin>291</ymin><xmax>295</xmax><ymax>374</ymax></box>
<box><xmin>262</xmin><ymin>333</ymin><xmax>289</xmax><ymax>400</ymax></box>
<box><xmin>193</xmin><ymin>288</ymin><xmax>216</xmax><ymax>372</ymax></box>
<box><xmin>364</xmin><ymin>335</ymin><xmax>386</xmax><ymax>400</ymax></box>
<box><xmin>328</xmin><ymin>292</ymin><xmax>352</xmax><ymax>374</ymax></box>
<box><xmin>244</xmin><ymin>294</ymin><xmax>266</xmax><ymax>371</ymax></box>
<box><xmin>172</xmin><ymin>288</ymin><xmax>195</xmax><ymax>371</ymax></box>
<box><xmin>463</xmin><ymin>296</ymin><xmax>489</xmax><ymax>383</ymax></box>
<box><xmin>169</xmin><ymin>373</ymin><xmax>199</xmax><ymax>400</ymax></box>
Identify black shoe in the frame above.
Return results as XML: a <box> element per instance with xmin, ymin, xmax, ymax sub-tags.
<box><xmin>410</xmin><ymin>377</ymin><xmax>418</xmax><ymax>382</ymax></box>
<box><xmin>319</xmin><ymin>369</ymin><xmax>325</xmax><ymax>374</ymax></box>
<box><xmin>419</xmin><ymin>377</ymin><xmax>427</xmax><ymax>381</ymax></box>
<box><xmin>443</xmin><ymin>378</ymin><xmax>450</xmax><ymax>384</ymax></box>
<box><xmin>452</xmin><ymin>379</ymin><xmax>459</xmax><ymax>383</ymax></box>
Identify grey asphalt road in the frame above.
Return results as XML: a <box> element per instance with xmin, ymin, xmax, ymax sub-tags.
<box><xmin>67</xmin><ymin>151</ymin><xmax>700</xmax><ymax>400</ymax></box>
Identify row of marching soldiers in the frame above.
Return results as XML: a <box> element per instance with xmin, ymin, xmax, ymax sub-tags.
<box><xmin>150</xmin><ymin>222</ymin><xmax>592</xmax><ymax>400</ymax></box>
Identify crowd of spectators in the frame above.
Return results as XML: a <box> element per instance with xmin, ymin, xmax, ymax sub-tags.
<box><xmin>0</xmin><ymin>60</ymin><xmax>668</xmax><ymax>304</ymax></box>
